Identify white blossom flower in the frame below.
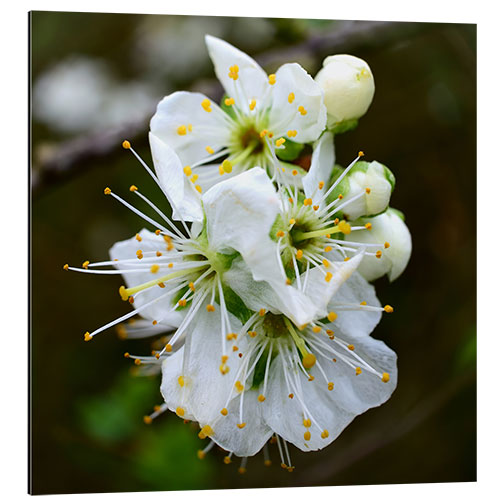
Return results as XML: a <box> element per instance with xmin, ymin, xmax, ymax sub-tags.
<box><xmin>314</xmin><ymin>54</ymin><xmax>375</xmax><ymax>129</ymax></box>
<box><xmin>344</xmin><ymin>208</ymin><xmax>412</xmax><ymax>282</ymax></box>
<box><xmin>149</xmin><ymin>35</ymin><xmax>327</xmax><ymax>192</ymax></box>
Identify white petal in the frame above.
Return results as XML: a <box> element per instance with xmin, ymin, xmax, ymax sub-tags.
<box><xmin>328</xmin><ymin>271</ymin><xmax>382</xmax><ymax>338</ymax></box>
<box><xmin>209</xmin><ymin>390</ymin><xmax>273</xmax><ymax>457</ymax></box>
<box><xmin>109</xmin><ymin>229</ymin><xmax>184</xmax><ymax>325</ymax></box>
<box><xmin>302</xmin><ymin>131</ymin><xmax>335</xmax><ymax>207</ymax></box>
<box><xmin>150</xmin><ymin>90</ymin><xmax>231</xmax><ymax>166</ymax></box>
<box><xmin>268</xmin><ymin>63</ymin><xmax>327</xmax><ymax>143</ymax></box>
<box><xmin>160</xmin><ymin>347</ymin><xmax>195</xmax><ymax>421</ymax></box>
<box><xmin>303</xmin><ymin>251</ymin><xmax>364</xmax><ymax>318</ymax></box>
<box><xmin>149</xmin><ymin>132</ymin><xmax>203</xmax><ymax>222</ymax></box>
<box><xmin>202</xmin><ymin>167</ymin><xmax>281</xmax><ymax>280</ymax></box>
<box><xmin>224</xmin><ymin>258</ymin><xmax>318</xmax><ymax>326</ymax></box>
<box><xmin>205</xmin><ymin>35</ymin><xmax>268</xmax><ymax>111</ymax></box>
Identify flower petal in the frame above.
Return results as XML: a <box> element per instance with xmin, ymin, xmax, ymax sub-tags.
<box><xmin>205</xmin><ymin>35</ymin><xmax>268</xmax><ymax>112</ymax></box>
<box><xmin>268</xmin><ymin>63</ymin><xmax>327</xmax><ymax>143</ymax></box>
<box><xmin>302</xmin><ymin>131</ymin><xmax>335</xmax><ymax>206</ymax></box>
<box><xmin>109</xmin><ymin>229</ymin><xmax>184</xmax><ymax>325</ymax></box>
<box><xmin>149</xmin><ymin>132</ymin><xmax>203</xmax><ymax>222</ymax></box>
<box><xmin>150</xmin><ymin>90</ymin><xmax>231</xmax><ymax>167</ymax></box>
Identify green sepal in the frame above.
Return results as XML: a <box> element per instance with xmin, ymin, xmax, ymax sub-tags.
<box><xmin>275</xmin><ymin>138</ymin><xmax>305</xmax><ymax>162</ymax></box>
<box><xmin>251</xmin><ymin>345</ymin><xmax>275</xmax><ymax>389</ymax></box>
<box><xmin>328</xmin><ymin>118</ymin><xmax>358</xmax><ymax>134</ymax></box>
<box><xmin>219</xmin><ymin>284</ymin><xmax>254</xmax><ymax>325</ymax></box>
<box><xmin>387</xmin><ymin>207</ymin><xmax>405</xmax><ymax>221</ymax></box>
<box><xmin>220</xmin><ymin>94</ymin><xmax>237</xmax><ymax>120</ymax></box>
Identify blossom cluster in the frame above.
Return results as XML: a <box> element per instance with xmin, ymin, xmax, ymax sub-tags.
<box><xmin>66</xmin><ymin>36</ymin><xmax>412</xmax><ymax>470</ymax></box>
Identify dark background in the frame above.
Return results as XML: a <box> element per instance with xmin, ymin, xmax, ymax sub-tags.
<box><xmin>30</xmin><ymin>12</ymin><xmax>476</xmax><ymax>494</ymax></box>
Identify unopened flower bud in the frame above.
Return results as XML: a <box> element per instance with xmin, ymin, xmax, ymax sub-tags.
<box><xmin>330</xmin><ymin>161</ymin><xmax>395</xmax><ymax>220</ymax></box>
<box><xmin>315</xmin><ymin>54</ymin><xmax>375</xmax><ymax>129</ymax></box>
<box><xmin>345</xmin><ymin>208</ymin><xmax>411</xmax><ymax>282</ymax></box>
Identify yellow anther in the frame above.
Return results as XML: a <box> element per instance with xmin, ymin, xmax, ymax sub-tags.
<box><xmin>313</xmin><ymin>205</ymin><xmax>319</xmax><ymax>211</ymax></box>
<box><xmin>224</xmin><ymin>97</ymin><xmax>235</xmax><ymax>106</ymax></box>
<box><xmin>188</xmin><ymin>124</ymin><xmax>193</xmax><ymax>132</ymax></box>
<box><xmin>248</xmin><ymin>330</ymin><xmax>257</xmax><ymax>338</ymax></box>
<box><xmin>219</xmin><ymin>164</ymin><xmax>224</xmax><ymax>176</ymax></box>
<box><xmin>156</xmin><ymin>251</ymin><xmax>163</xmax><ymax>257</ymax></box>
<box><xmin>259</xmin><ymin>308</ymin><xmax>266</xmax><ymax>316</ymax></box>
<box><xmin>201</xmin><ymin>98</ymin><xmax>212</xmax><ymax>112</ymax></box>
<box><xmin>384</xmin><ymin>242</ymin><xmax>390</xmax><ymax>248</ymax></box>
<box><xmin>82</xmin><ymin>260</ymin><xmax>89</xmax><ymax>269</ymax></box>
<box><xmin>360</xmin><ymin>301</ymin><xmax>367</xmax><ymax>306</ymax></box>
<box><xmin>312</xmin><ymin>325</ymin><xmax>321</xmax><ymax>333</ymax></box>
<box><xmin>298</xmin><ymin>105</ymin><xmax>307</xmax><ymax>115</ymax></box>
<box><xmin>158</xmin><ymin>282</ymin><xmax>165</xmax><ymax>288</ymax></box>
<box><xmin>289</xmin><ymin>218</ymin><xmax>296</xmax><ymax>225</ymax></box>
<box><xmin>322</xmin><ymin>246</ymin><xmax>331</xmax><ymax>254</ymax></box>
<box><xmin>221</xmin><ymin>408</ymin><xmax>228</xmax><ymax>416</ymax></box>
<box><xmin>275</xmin><ymin>138</ymin><xmax>286</xmax><ymax>147</ymax></box>
<box><xmin>221</xmin><ymin>355</ymin><xmax>229</xmax><ymax>364</ymax></box>
<box><xmin>143</xmin><ymin>415</ymin><xmax>152</xmax><ymax>425</ymax></box>
<box><xmin>259</xmin><ymin>129</ymin><xmax>268</xmax><ymax>138</ymax></box>
<box><xmin>249</xmin><ymin>99</ymin><xmax>256</xmax><ymax>111</ymax></box>
<box><xmin>228</xmin><ymin>65</ymin><xmax>239</xmax><ymax>80</ymax></box>
<box><xmin>84</xmin><ymin>332</ymin><xmax>92</xmax><ymax>342</ymax></box>
<box><xmin>348</xmin><ymin>344</ymin><xmax>355</xmax><ymax>351</ymax></box>
<box><xmin>303</xmin><ymin>198</ymin><xmax>312</xmax><ymax>206</ymax></box>
<box><xmin>292</xmin><ymin>169</ymin><xmax>298</xmax><ymax>176</ymax></box>
<box><xmin>338</xmin><ymin>220</ymin><xmax>352</xmax><ymax>235</ymax></box>
<box><xmin>288</xmin><ymin>197</ymin><xmax>293</xmax><ymax>203</ymax></box>
<box><xmin>220</xmin><ymin>364</ymin><xmax>230</xmax><ymax>374</ymax></box>
<box><xmin>384</xmin><ymin>305</ymin><xmax>394</xmax><ymax>313</ymax></box>
<box><xmin>195</xmin><ymin>185</ymin><xmax>202</xmax><ymax>194</ymax></box>
<box><xmin>322</xmin><ymin>259</ymin><xmax>330</xmax><ymax>268</ymax></box>
<box><xmin>326</xmin><ymin>329</ymin><xmax>334</xmax><ymax>336</ymax></box>
<box><xmin>198</xmin><ymin>425</ymin><xmax>214</xmax><ymax>439</ymax></box>
<box><xmin>135</xmin><ymin>233</ymin><xmax>142</xmax><ymax>242</ymax></box>
<box><xmin>338</xmin><ymin>194</ymin><xmax>344</xmax><ymax>200</ymax></box>
<box><xmin>134</xmin><ymin>359</ymin><xmax>142</xmax><ymax>366</ymax></box>
<box><xmin>116</xmin><ymin>325</ymin><xmax>127</xmax><ymax>339</ymax></box>
<box><xmin>303</xmin><ymin>419</ymin><xmax>311</xmax><ymax>427</ymax></box>
<box><xmin>63</xmin><ymin>263</ymin><xmax>69</xmax><ymax>271</ymax></box>
<box><xmin>287</xmin><ymin>130</ymin><xmax>297</xmax><ymax>138</ymax></box>
<box><xmin>197</xmin><ymin>450</ymin><xmax>205</xmax><ymax>460</ymax></box>
<box><xmin>222</xmin><ymin>159</ymin><xmax>232</xmax><ymax>173</ymax></box>
<box><xmin>304</xmin><ymin>431</ymin><xmax>311</xmax><ymax>441</ymax></box>
<box><xmin>119</xmin><ymin>286</ymin><xmax>129</xmax><ymax>301</ymax></box>
<box><xmin>155</xmin><ymin>229</ymin><xmax>161</xmax><ymax>235</ymax></box>
<box><xmin>223</xmin><ymin>456</ymin><xmax>231</xmax><ymax>464</ymax></box>
<box><xmin>268</xmin><ymin>73</ymin><xmax>276</xmax><ymax>85</ymax></box>
<box><xmin>365</xmin><ymin>187</ymin><xmax>371</xmax><ymax>194</ymax></box>
<box><xmin>358</xmin><ymin>151</ymin><xmax>364</xmax><ymax>157</ymax></box>
<box><xmin>206</xmin><ymin>304</ymin><xmax>215</xmax><ymax>312</ymax></box>
<box><xmin>177</xmin><ymin>125</ymin><xmax>187</xmax><ymax>135</ymax></box>
<box><xmin>276</xmin><ymin>230</ymin><xmax>285</xmax><ymax>238</ymax></box>
<box><xmin>122</xmin><ymin>140</ymin><xmax>131</xmax><ymax>149</ymax></box>
<box><xmin>237</xmin><ymin>422</ymin><xmax>246</xmax><ymax>429</ymax></box>
<box><xmin>325</xmin><ymin>272</ymin><xmax>333</xmax><ymax>283</ymax></box>
<box><xmin>150</xmin><ymin>264</ymin><xmax>159</xmax><ymax>274</ymax></box>
<box><xmin>232</xmin><ymin>345</ymin><xmax>239</xmax><ymax>352</ymax></box>
<box><xmin>365</xmin><ymin>222</ymin><xmax>372</xmax><ymax>230</ymax></box>
<box><xmin>286</xmin><ymin>278</ymin><xmax>292</xmax><ymax>285</ymax></box>
<box><xmin>308</xmin><ymin>375</ymin><xmax>315</xmax><ymax>382</ymax></box>
<box><xmin>189</xmin><ymin>282</ymin><xmax>195</xmax><ymax>291</ymax></box>
<box><xmin>376</xmin><ymin>250</ymin><xmax>383</xmax><ymax>259</ymax></box>
<box><xmin>206</xmin><ymin>146</ymin><xmax>215</xmax><ymax>154</ymax></box>
<box><xmin>238</xmin><ymin>467</ymin><xmax>247</xmax><ymax>475</ymax></box>
<box><xmin>302</xmin><ymin>353</ymin><xmax>316</xmax><ymax>369</ymax></box>
<box><xmin>176</xmin><ymin>407</ymin><xmax>185</xmax><ymax>417</ymax></box>
<box><xmin>124</xmin><ymin>352</ymin><xmax>130</xmax><ymax>358</ymax></box>
<box><xmin>382</xmin><ymin>372</ymin><xmax>391</xmax><ymax>383</ymax></box>
<box><xmin>321</xmin><ymin>430</ymin><xmax>329</xmax><ymax>439</ymax></box>
<box><xmin>178</xmin><ymin>376</ymin><xmax>185</xmax><ymax>387</ymax></box>
<box><xmin>288</xmin><ymin>92</ymin><xmax>295</xmax><ymax>103</ymax></box>
<box><xmin>355</xmin><ymin>367</ymin><xmax>362</xmax><ymax>376</ymax></box>
<box><xmin>178</xmin><ymin>299</ymin><xmax>187</xmax><ymax>307</ymax></box>
<box><xmin>103</xmin><ymin>187</ymin><xmax>111</xmax><ymax>195</ymax></box>
<box><xmin>296</xmin><ymin>249</ymin><xmax>303</xmax><ymax>260</ymax></box>
<box><xmin>258</xmin><ymin>394</ymin><xmax>266</xmax><ymax>402</ymax></box>
<box><xmin>136</xmin><ymin>250</ymin><xmax>143</xmax><ymax>259</ymax></box>
<box><xmin>166</xmin><ymin>344</ymin><xmax>172</xmax><ymax>352</ymax></box>
<box><xmin>183</xmin><ymin>165</ymin><xmax>192</xmax><ymax>176</ymax></box>
<box><xmin>129</xmin><ymin>185</ymin><xmax>138</xmax><ymax>192</ymax></box>
<box><xmin>264</xmin><ymin>459</ymin><xmax>272</xmax><ymax>467</ymax></box>
<box><xmin>288</xmin><ymin>393</ymin><xmax>294</xmax><ymax>399</ymax></box>
<box><xmin>327</xmin><ymin>311</ymin><xmax>338</xmax><ymax>322</ymax></box>
<box><xmin>280</xmin><ymin>463</ymin><xmax>287</xmax><ymax>469</ymax></box>
<box><xmin>128</xmin><ymin>297</ymin><xmax>134</xmax><ymax>304</ymax></box>
<box><xmin>318</xmin><ymin>181</ymin><xmax>325</xmax><ymax>190</ymax></box>
<box><xmin>328</xmin><ymin>382</ymin><xmax>334</xmax><ymax>391</ymax></box>
<box><xmin>235</xmin><ymin>381</ymin><xmax>244</xmax><ymax>393</ymax></box>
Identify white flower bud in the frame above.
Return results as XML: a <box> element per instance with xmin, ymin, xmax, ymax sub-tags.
<box><xmin>315</xmin><ymin>54</ymin><xmax>375</xmax><ymax>127</ymax></box>
<box><xmin>345</xmin><ymin>208</ymin><xmax>412</xmax><ymax>282</ymax></box>
<box><xmin>332</xmin><ymin>161</ymin><xmax>395</xmax><ymax>220</ymax></box>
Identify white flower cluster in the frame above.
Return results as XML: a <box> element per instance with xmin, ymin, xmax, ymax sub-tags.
<box><xmin>67</xmin><ymin>36</ymin><xmax>412</xmax><ymax>470</ymax></box>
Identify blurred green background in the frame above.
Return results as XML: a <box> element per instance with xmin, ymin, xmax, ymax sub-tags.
<box><xmin>30</xmin><ymin>12</ymin><xmax>476</xmax><ymax>494</ymax></box>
